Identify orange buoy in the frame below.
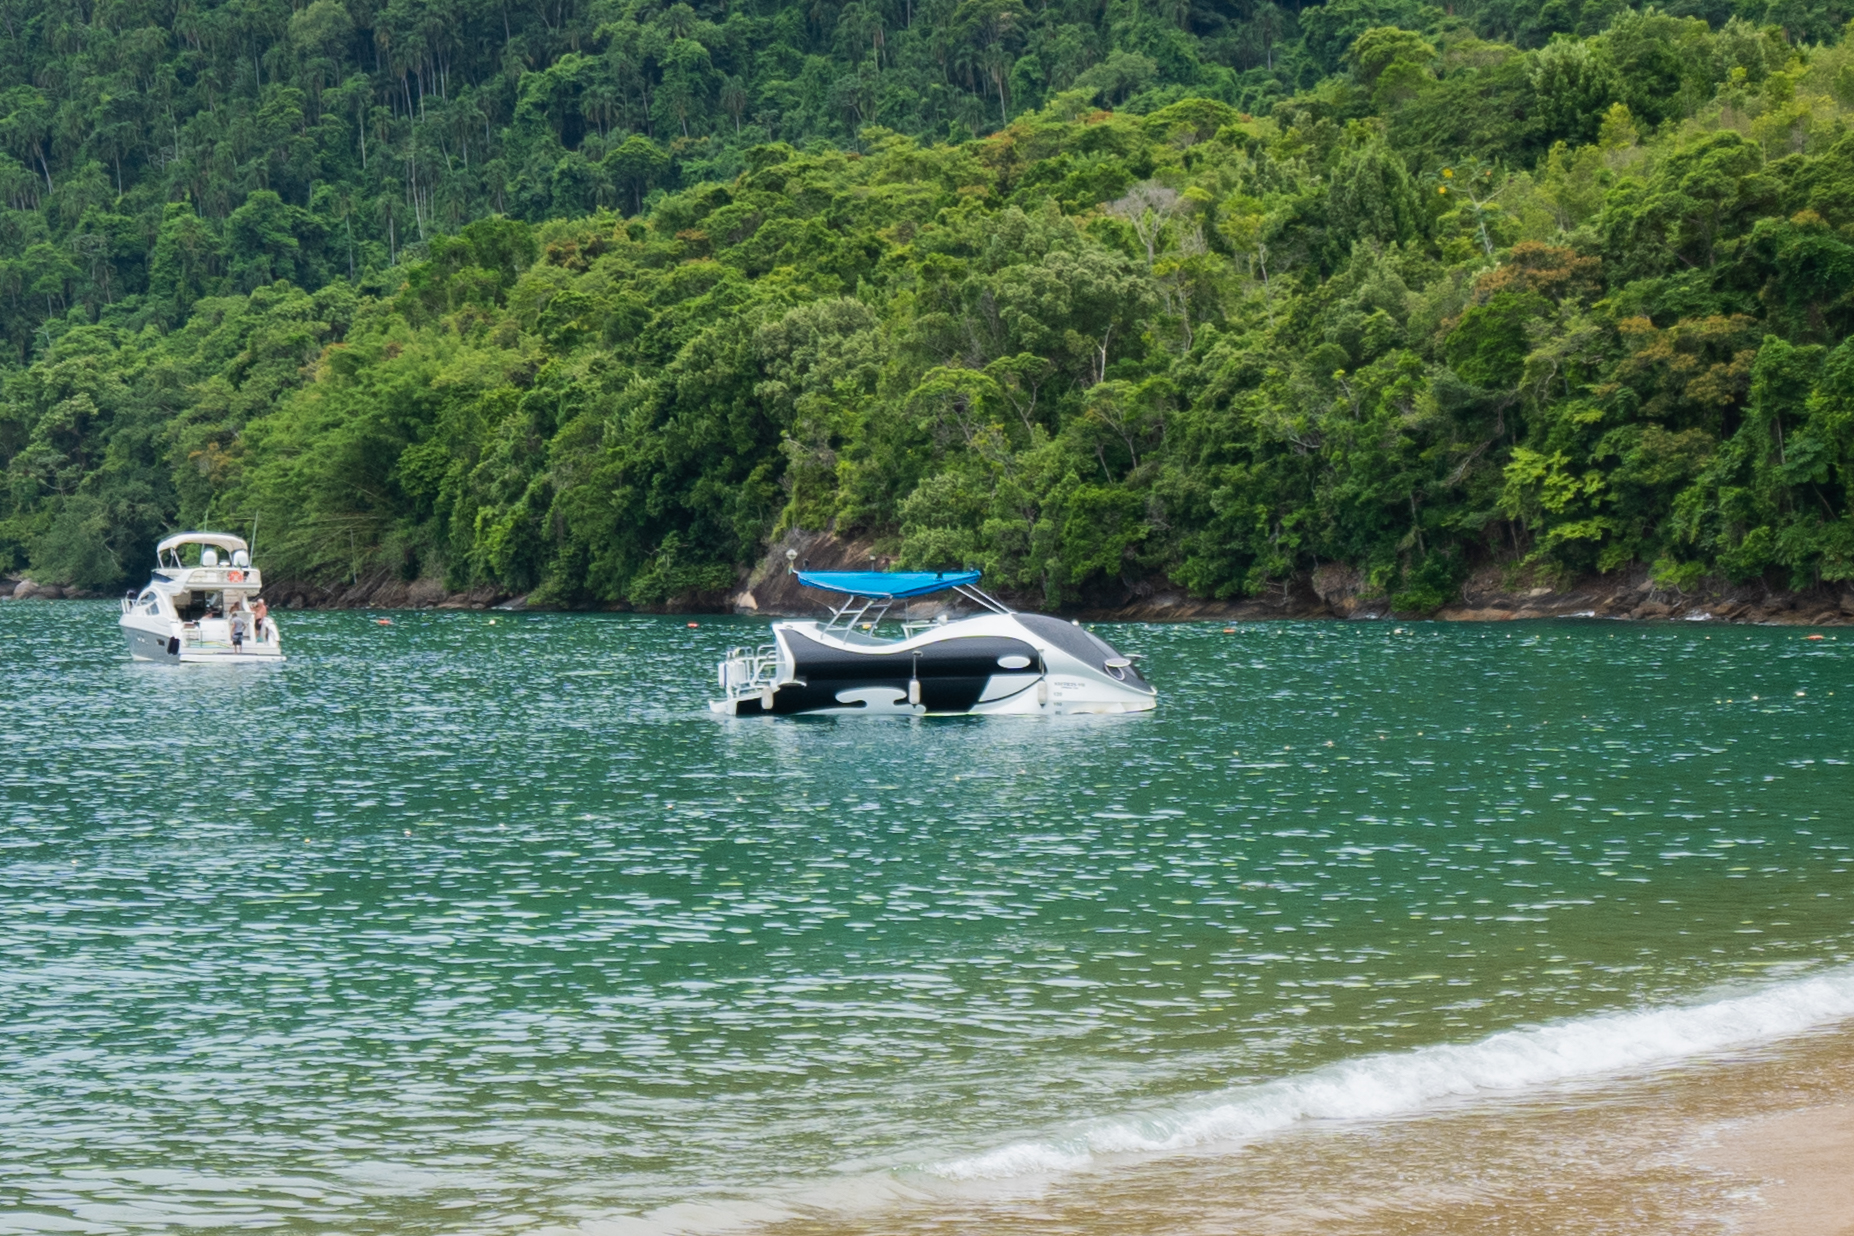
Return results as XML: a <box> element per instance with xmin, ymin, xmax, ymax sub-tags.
<box><xmin>1807</xmin><ymin>633</ymin><xmax>1825</xmax><ymax>640</ymax></box>
<box><xmin>687</xmin><ymin>622</ymin><xmax>699</xmax><ymax>628</ymax></box>
<box><xmin>376</xmin><ymin>618</ymin><xmax>392</xmax><ymax>625</ymax></box>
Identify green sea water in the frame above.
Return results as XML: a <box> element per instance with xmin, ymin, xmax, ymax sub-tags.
<box><xmin>3</xmin><ymin>602</ymin><xmax>1853</xmax><ymax>1233</ymax></box>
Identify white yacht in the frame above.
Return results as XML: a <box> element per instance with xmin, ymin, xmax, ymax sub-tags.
<box><xmin>120</xmin><ymin>532</ymin><xmax>283</xmax><ymax>663</ymax></box>
<box><xmin>712</xmin><ymin>568</ymin><xmax>1155</xmax><ymax>716</ymax></box>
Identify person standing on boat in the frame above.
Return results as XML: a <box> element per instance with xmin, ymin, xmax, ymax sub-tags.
<box><xmin>252</xmin><ymin>598</ymin><xmax>269</xmax><ymax>643</ymax></box>
<box><xmin>230</xmin><ymin>607</ymin><xmax>248</xmax><ymax>653</ymax></box>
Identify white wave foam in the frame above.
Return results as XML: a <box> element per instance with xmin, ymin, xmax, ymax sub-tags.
<box><xmin>927</xmin><ymin>967</ymin><xmax>1854</xmax><ymax>1180</ymax></box>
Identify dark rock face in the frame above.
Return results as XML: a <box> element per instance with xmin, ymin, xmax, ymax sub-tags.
<box><xmin>728</xmin><ymin>528</ymin><xmax>890</xmax><ymax>619</ymax></box>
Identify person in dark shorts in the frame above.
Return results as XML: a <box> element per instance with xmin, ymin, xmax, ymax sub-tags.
<box><xmin>230</xmin><ymin>608</ymin><xmax>247</xmax><ymax>652</ymax></box>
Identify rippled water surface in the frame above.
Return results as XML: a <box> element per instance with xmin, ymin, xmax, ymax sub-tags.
<box><xmin>3</xmin><ymin>602</ymin><xmax>1853</xmax><ymax>1234</ymax></box>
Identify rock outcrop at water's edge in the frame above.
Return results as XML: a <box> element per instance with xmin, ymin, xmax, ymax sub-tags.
<box><xmin>11</xmin><ymin>543</ymin><xmax>1854</xmax><ymax>626</ymax></box>
<box><xmin>3</xmin><ymin>576</ymin><xmax>102</xmax><ymax>600</ymax></box>
<box><xmin>727</xmin><ymin>528</ymin><xmax>889</xmax><ymax>618</ymax></box>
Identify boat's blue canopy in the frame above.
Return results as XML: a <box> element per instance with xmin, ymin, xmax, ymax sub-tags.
<box><xmin>795</xmin><ymin>570</ymin><xmax>980</xmax><ymax>599</ymax></box>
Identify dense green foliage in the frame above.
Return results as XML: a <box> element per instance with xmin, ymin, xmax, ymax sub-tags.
<box><xmin>4</xmin><ymin>0</ymin><xmax>1854</xmax><ymax>608</ymax></box>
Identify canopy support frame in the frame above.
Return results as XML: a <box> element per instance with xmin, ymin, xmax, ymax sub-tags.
<box><xmin>952</xmin><ymin>583</ymin><xmax>1012</xmax><ymax>615</ymax></box>
<box><xmin>823</xmin><ymin>595</ymin><xmax>895</xmax><ymax>633</ymax></box>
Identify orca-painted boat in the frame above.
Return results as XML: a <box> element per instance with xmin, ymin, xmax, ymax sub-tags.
<box><xmin>710</xmin><ymin>569</ymin><xmax>1154</xmax><ymax>716</ymax></box>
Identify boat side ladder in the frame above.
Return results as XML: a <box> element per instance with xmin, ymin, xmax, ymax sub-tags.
<box><xmin>719</xmin><ymin>644</ymin><xmax>781</xmax><ymax>702</ymax></box>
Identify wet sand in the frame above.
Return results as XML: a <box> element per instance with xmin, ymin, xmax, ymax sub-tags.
<box><xmin>1701</xmin><ymin>1102</ymin><xmax>1854</xmax><ymax>1236</ymax></box>
<box><xmin>725</xmin><ymin>1025</ymin><xmax>1854</xmax><ymax>1236</ymax></box>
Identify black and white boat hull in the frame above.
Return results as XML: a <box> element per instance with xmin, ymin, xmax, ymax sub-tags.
<box><xmin>711</xmin><ymin>612</ymin><xmax>1155</xmax><ymax>716</ymax></box>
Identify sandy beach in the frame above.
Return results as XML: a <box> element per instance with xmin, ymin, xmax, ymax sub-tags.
<box><xmin>1703</xmin><ymin>1102</ymin><xmax>1854</xmax><ymax>1236</ymax></box>
<box><xmin>738</xmin><ymin>1027</ymin><xmax>1854</xmax><ymax>1236</ymax></box>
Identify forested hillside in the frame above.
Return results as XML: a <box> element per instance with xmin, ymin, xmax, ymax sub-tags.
<box><xmin>3</xmin><ymin>0</ymin><xmax>1853</xmax><ymax>609</ymax></box>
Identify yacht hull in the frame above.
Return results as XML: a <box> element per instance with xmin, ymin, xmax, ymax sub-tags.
<box><xmin>120</xmin><ymin>615</ymin><xmax>283</xmax><ymax>664</ymax></box>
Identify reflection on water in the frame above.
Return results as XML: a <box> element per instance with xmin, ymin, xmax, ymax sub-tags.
<box><xmin>2</xmin><ymin>604</ymin><xmax>1851</xmax><ymax>1233</ymax></box>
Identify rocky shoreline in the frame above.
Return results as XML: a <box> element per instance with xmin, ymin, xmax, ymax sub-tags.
<box><xmin>2</xmin><ymin>573</ymin><xmax>524</xmax><ymax>611</ymax></box>
<box><xmin>725</xmin><ymin>533</ymin><xmax>1854</xmax><ymax>627</ymax></box>
<box><xmin>1068</xmin><ymin>562</ymin><xmax>1854</xmax><ymax>627</ymax></box>
<box><xmin>9</xmin><ymin>535</ymin><xmax>1852</xmax><ymax>627</ymax></box>
<box><xmin>3</xmin><ymin>579</ymin><xmax>111</xmax><ymax>601</ymax></box>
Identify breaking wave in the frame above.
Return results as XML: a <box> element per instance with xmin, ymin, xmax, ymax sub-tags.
<box><xmin>926</xmin><ymin>966</ymin><xmax>1854</xmax><ymax>1180</ymax></box>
